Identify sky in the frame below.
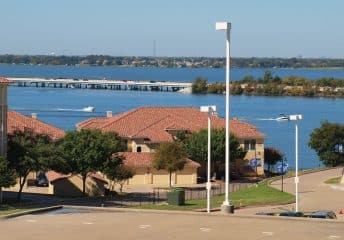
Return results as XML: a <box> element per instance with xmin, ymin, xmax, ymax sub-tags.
<box><xmin>1</xmin><ymin>0</ymin><xmax>344</xmax><ymax>58</ymax></box>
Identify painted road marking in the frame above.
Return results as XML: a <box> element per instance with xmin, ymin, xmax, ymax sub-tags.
<box><xmin>139</xmin><ymin>224</ymin><xmax>151</xmax><ymax>229</ymax></box>
<box><xmin>328</xmin><ymin>235</ymin><xmax>341</xmax><ymax>239</ymax></box>
<box><xmin>82</xmin><ymin>222</ymin><xmax>94</xmax><ymax>225</ymax></box>
<box><xmin>26</xmin><ymin>219</ymin><xmax>37</xmax><ymax>223</ymax></box>
<box><xmin>262</xmin><ymin>232</ymin><xmax>274</xmax><ymax>236</ymax></box>
<box><xmin>200</xmin><ymin>227</ymin><xmax>211</xmax><ymax>232</ymax></box>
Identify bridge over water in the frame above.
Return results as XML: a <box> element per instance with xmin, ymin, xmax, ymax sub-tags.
<box><xmin>8</xmin><ymin>77</ymin><xmax>192</xmax><ymax>92</ymax></box>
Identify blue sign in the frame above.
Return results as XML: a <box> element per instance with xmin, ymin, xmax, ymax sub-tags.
<box><xmin>250</xmin><ymin>158</ymin><xmax>261</xmax><ymax>168</ymax></box>
<box><xmin>276</xmin><ymin>163</ymin><xmax>288</xmax><ymax>174</ymax></box>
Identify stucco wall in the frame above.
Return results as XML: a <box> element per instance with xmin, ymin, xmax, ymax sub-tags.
<box><xmin>128</xmin><ymin>139</ymin><xmax>152</xmax><ymax>153</ymax></box>
<box><xmin>122</xmin><ymin>167</ymin><xmax>197</xmax><ymax>186</ymax></box>
<box><xmin>50</xmin><ymin>175</ymin><xmax>105</xmax><ymax>197</ymax></box>
<box><xmin>238</xmin><ymin>138</ymin><xmax>265</xmax><ymax>176</ymax></box>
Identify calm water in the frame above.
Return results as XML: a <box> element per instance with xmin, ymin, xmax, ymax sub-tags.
<box><xmin>3</xmin><ymin>65</ymin><xmax>344</xmax><ymax>170</ymax></box>
<box><xmin>2</xmin><ymin>64</ymin><xmax>344</xmax><ymax>82</ymax></box>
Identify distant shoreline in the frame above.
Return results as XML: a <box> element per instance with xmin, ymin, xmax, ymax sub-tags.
<box><xmin>1</xmin><ymin>63</ymin><xmax>344</xmax><ymax>70</ymax></box>
<box><xmin>1</xmin><ymin>54</ymin><xmax>344</xmax><ymax>69</ymax></box>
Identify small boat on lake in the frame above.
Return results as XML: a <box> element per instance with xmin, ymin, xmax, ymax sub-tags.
<box><xmin>276</xmin><ymin>114</ymin><xmax>289</xmax><ymax>121</ymax></box>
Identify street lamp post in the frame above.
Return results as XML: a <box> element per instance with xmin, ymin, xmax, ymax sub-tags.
<box><xmin>216</xmin><ymin>21</ymin><xmax>234</xmax><ymax>213</ymax></box>
<box><xmin>200</xmin><ymin>105</ymin><xmax>217</xmax><ymax>213</ymax></box>
<box><xmin>289</xmin><ymin>114</ymin><xmax>303</xmax><ymax>212</ymax></box>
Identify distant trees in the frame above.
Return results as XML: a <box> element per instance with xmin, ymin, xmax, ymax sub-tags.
<box><xmin>0</xmin><ymin>157</ymin><xmax>16</xmax><ymax>203</ymax></box>
<box><xmin>264</xmin><ymin>147</ymin><xmax>284</xmax><ymax>172</ymax></box>
<box><xmin>59</xmin><ymin>129</ymin><xmax>126</xmax><ymax>195</ymax></box>
<box><xmin>192</xmin><ymin>77</ymin><xmax>208</xmax><ymax>94</ymax></box>
<box><xmin>153</xmin><ymin>142</ymin><xmax>187</xmax><ymax>188</ymax></box>
<box><xmin>309</xmin><ymin>121</ymin><xmax>344</xmax><ymax>167</ymax></box>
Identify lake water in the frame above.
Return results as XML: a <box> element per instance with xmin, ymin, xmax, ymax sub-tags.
<box><xmin>3</xmin><ymin>65</ymin><xmax>344</xmax><ymax>170</ymax></box>
<box><xmin>2</xmin><ymin>64</ymin><xmax>344</xmax><ymax>82</ymax></box>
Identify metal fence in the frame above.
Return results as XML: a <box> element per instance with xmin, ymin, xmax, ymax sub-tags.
<box><xmin>103</xmin><ymin>182</ymin><xmax>253</xmax><ymax>207</ymax></box>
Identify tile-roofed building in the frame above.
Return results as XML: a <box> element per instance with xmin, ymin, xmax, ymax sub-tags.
<box><xmin>120</xmin><ymin>152</ymin><xmax>201</xmax><ymax>168</ymax></box>
<box><xmin>78</xmin><ymin>107</ymin><xmax>266</xmax><ymax>177</ymax></box>
<box><xmin>77</xmin><ymin>106</ymin><xmax>264</xmax><ymax>142</ymax></box>
<box><xmin>8</xmin><ymin>111</ymin><xmax>65</xmax><ymax>140</ymax></box>
<box><xmin>46</xmin><ymin>170</ymin><xmax>107</xmax><ymax>197</ymax></box>
<box><xmin>117</xmin><ymin>152</ymin><xmax>200</xmax><ymax>185</ymax></box>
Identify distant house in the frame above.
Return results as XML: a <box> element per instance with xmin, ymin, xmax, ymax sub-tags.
<box><xmin>77</xmin><ymin>107</ymin><xmax>265</xmax><ymax>184</ymax></box>
<box><xmin>46</xmin><ymin>171</ymin><xmax>107</xmax><ymax>197</ymax></box>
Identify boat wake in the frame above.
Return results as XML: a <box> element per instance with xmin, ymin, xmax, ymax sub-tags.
<box><xmin>12</xmin><ymin>106</ymin><xmax>95</xmax><ymax>113</ymax></box>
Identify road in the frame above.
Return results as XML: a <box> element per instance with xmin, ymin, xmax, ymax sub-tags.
<box><xmin>0</xmin><ymin>211</ymin><xmax>343</xmax><ymax>240</ymax></box>
<box><xmin>236</xmin><ymin>168</ymin><xmax>344</xmax><ymax>218</ymax></box>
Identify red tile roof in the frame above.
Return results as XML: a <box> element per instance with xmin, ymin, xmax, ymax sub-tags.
<box><xmin>8</xmin><ymin>111</ymin><xmax>65</xmax><ymax>140</ymax></box>
<box><xmin>46</xmin><ymin>170</ymin><xmax>107</xmax><ymax>183</ymax></box>
<box><xmin>77</xmin><ymin>107</ymin><xmax>264</xmax><ymax>142</ymax></box>
<box><xmin>119</xmin><ymin>152</ymin><xmax>201</xmax><ymax>168</ymax></box>
<box><xmin>0</xmin><ymin>77</ymin><xmax>12</xmax><ymax>84</ymax></box>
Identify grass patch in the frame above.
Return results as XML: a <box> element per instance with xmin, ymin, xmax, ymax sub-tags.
<box><xmin>132</xmin><ymin>181</ymin><xmax>294</xmax><ymax>211</ymax></box>
<box><xmin>324</xmin><ymin>177</ymin><xmax>341</xmax><ymax>184</ymax></box>
<box><xmin>0</xmin><ymin>198</ymin><xmax>35</xmax><ymax>216</ymax></box>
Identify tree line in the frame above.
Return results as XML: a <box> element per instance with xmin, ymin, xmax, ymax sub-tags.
<box><xmin>2</xmin><ymin>54</ymin><xmax>344</xmax><ymax>68</ymax></box>
<box><xmin>192</xmin><ymin>72</ymin><xmax>344</xmax><ymax>97</ymax></box>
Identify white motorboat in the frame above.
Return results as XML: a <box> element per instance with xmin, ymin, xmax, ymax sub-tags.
<box><xmin>82</xmin><ymin>106</ymin><xmax>95</xmax><ymax>112</ymax></box>
<box><xmin>276</xmin><ymin>114</ymin><xmax>289</xmax><ymax>121</ymax></box>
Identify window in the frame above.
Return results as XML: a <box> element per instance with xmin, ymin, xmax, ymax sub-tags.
<box><xmin>137</xmin><ymin>146</ymin><xmax>142</xmax><ymax>152</ymax></box>
<box><xmin>244</xmin><ymin>139</ymin><xmax>256</xmax><ymax>151</ymax></box>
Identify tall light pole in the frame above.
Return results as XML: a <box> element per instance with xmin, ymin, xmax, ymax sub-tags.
<box><xmin>216</xmin><ymin>21</ymin><xmax>233</xmax><ymax>214</ymax></box>
<box><xmin>289</xmin><ymin>114</ymin><xmax>303</xmax><ymax>212</ymax></box>
<box><xmin>200</xmin><ymin>106</ymin><xmax>217</xmax><ymax>213</ymax></box>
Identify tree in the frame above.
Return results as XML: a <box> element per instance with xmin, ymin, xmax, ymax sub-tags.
<box><xmin>309</xmin><ymin>121</ymin><xmax>344</xmax><ymax>167</ymax></box>
<box><xmin>7</xmin><ymin>129</ymin><xmax>63</xmax><ymax>200</ymax></box>
<box><xmin>153</xmin><ymin>142</ymin><xmax>187</xmax><ymax>188</ymax></box>
<box><xmin>104</xmin><ymin>161</ymin><xmax>135</xmax><ymax>193</ymax></box>
<box><xmin>0</xmin><ymin>157</ymin><xmax>16</xmax><ymax>204</ymax></box>
<box><xmin>264</xmin><ymin>147</ymin><xmax>284</xmax><ymax>172</ymax></box>
<box><xmin>192</xmin><ymin>77</ymin><xmax>208</xmax><ymax>94</ymax></box>
<box><xmin>59</xmin><ymin>129</ymin><xmax>126</xmax><ymax>195</ymax></box>
<box><xmin>184</xmin><ymin>129</ymin><xmax>246</xmax><ymax>177</ymax></box>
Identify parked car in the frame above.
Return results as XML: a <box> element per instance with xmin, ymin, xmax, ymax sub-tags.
<box><xmin>197</xmin><ymin>177</ymin><xmax>206</xmax><ymax>183</ymax></box>
<box><xmin>36</xmin><ymin>172</ymin><xmax>49</xmax><ymax>187</ymax></box>
<box><xmin>309</xmin><ymin>211</ymin><xmax>337</xmax><ymax>219</ymax></box>
<box><xmin>255</xmin><ymin>212</ymin><xmax>275</xmax><ymax>216</ymax></box>
<box><xmin>279</xmin><ymin>211</ymin><xmax>304</xmax><ymax>217</ymax></box>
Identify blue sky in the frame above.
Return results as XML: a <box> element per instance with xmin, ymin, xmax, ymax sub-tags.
<box><xmin>1</xmin><ymin>0</ymin><xmax>344</xmax><ymax>58</ymax></box>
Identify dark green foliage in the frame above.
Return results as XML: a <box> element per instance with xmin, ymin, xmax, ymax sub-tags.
<box><xmin>153</xmin><ymin>142</ymin><xmax>187</xmax><ymax>188</ymax></box>
<box><xmin>7</xmin><ymin>130</ymin><xmax>65</xmax><ymax>200</ymax></box>
<box><xmin>59</xmin><ymin>129</ymin><xmax>126</xmax><ymax>195</ymax></box>
<box><xmin>309</xmin><ymin>121</ymin><xmax>344</xmax><ymax>167</ymax></box>
<box><xmin>184</xmin><ymin>129</ymin><xmax>246</xmax><ymax>177</ymax></box>
<box><xmin>0</xmin><ymin>157</ymin><xmax>16</xmax><ymax>203</ymax></box>
<box><xmin>192</xmin><ymin>77</ymin><xmax>208</xmax><ymax>94</ymax></box>
<box><xmin>264</xmin><ymin>147</ymin><xmax>284</xmax><ymax>172</ymax></box>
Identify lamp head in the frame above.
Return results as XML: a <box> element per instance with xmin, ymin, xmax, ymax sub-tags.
<box><xmin>289</xmin><ymin>114</ymin><xmax>303</xmax><ymax>121</ymax></box>
<box><xmin>200</xmin><ymin>105</ymin><xmax>217</xmax><ymax>113</ymax></box>
<box><xmin>216</xmin><ymin>22</ymin><xmax>231</xmax><ymax>30</ymax></box>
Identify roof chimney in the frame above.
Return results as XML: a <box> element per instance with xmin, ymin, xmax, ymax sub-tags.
<box><xmin>31</xmin><ymin>113</ymin><xmax>37</xmax><ymax>119</ymax></box>
<box><xmin>106</xmin><ymin>111</ymin><xmax>112</xmax><ymax>118</ymax></box>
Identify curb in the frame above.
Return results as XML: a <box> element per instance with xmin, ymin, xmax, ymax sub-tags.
<box><xmin>63</xmin><ymin>205</ymin><xmax>344</xmax><ymax>224</ymax></box>
<box><xmin>0</xmin><ymin>205</ymin><xmax>63</xmax><ymax>220</ymax></box>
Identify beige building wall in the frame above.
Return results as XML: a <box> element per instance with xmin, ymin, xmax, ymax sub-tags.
<box><xmin>49</xmin><ymin>175</ymin><xmax>105</xmax><ymax>197</ymax></box>
<box><xmin>238</xmin><ymin>138</ymin><xmax>265</xmax><ymax>176</ymax></box>
<box><xmin>128</xmin><ymin>139</ymin><xmax>152</xmax><ymax>153</ymax></box>
<box><xmin>121</xmin><ymin>167</ymin><xmax>198</xmax><ymax>186</ymax></box>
